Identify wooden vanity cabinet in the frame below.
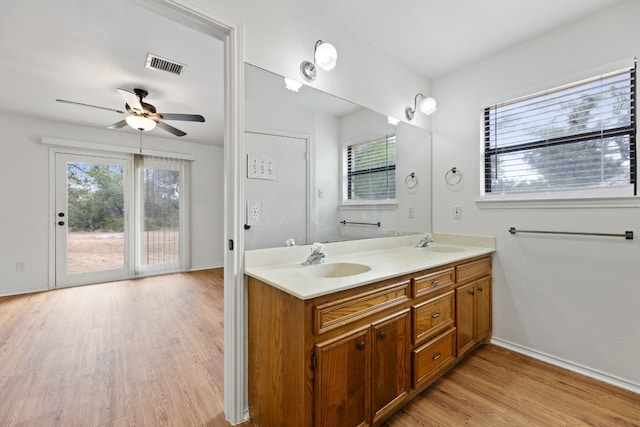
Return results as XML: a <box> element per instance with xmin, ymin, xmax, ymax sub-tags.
<box><xmin>248</xmin><ymin>254</ymin><xmax>492</xmax><ymax>427</ymax></box>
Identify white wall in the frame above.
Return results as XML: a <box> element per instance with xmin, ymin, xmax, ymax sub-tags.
<box><xmin>0</xmin><ymin>112</ymin><xmax>224</xmax><ymax>296</ymax></box>
<box><xmin>431</xmin><ymin>0</ymin><xmax>640</xmax><ymax>390</ymax></box>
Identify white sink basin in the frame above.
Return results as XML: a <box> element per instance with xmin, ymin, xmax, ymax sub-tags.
<box><xmin>423</xmin><ymin>246</ymin><xmax>466</xmax><ymax>253</ymax></box>
<box><xmin>303</xmin><ymin>262</ymin><xmax>371</xmax><ymax>278</ymax></box>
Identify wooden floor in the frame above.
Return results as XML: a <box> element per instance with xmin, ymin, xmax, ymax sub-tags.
<box><xmin>0</xmin><ymin>270</ymin><xmax>638</xmax><ymax>426</ymax></box>
<box><xmin>384</xmin><ymin>345</ymin><xmax>640</xmax><ymax>426</ymax></box>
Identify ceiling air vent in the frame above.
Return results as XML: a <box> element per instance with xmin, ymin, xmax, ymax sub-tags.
<box><xmin>145</xmin><ymin>53</ymin><xmax>187</xmax><ymax>76</ymax></box>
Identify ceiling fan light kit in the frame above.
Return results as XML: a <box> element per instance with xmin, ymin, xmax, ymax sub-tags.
<box><xmin>56</xmin><ymin>87</ymin><xmax>205</xmax><ymax>137</ymax></box>
<box><xmin>125</xmin><ymin>115</ymin><xmax>156</xmax><ymax>131</ymax></box>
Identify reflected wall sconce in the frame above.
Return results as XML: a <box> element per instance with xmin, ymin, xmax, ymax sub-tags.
<box><xmin>300</xmin><ymin>40</ymin><xmax>338</xmax><ymax>82</ymax></box>
<box><xmin>405</xmin><ymin>93</ymin><xmax>437</xmax><ymax>120</ymax></box>
<box><xmin>284</xmin><ymin>77</ymin><xmax>303</xmax><ymax>92</ymax></box>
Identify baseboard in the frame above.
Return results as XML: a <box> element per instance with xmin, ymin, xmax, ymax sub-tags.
<box><xmin>491</xmin><ymin>337</ymin><xmax>640</xmax><ymax>395</ymax></box>
<box><xmin>190</xmin><ymin>265</ymin><xmax>223</xmax><ymax>272</ymax></box>
<box><xmin>0</xmin><ymin>286</ymin><xmax>49</xmax><ymax>298</ymax></box>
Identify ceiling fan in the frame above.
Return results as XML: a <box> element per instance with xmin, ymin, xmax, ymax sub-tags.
<box><xmin>56</xmin><ymin>88</ymin><xmax>205</xmax><ymax>137</ymax></box>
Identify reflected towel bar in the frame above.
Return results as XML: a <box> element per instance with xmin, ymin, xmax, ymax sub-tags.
<box><xmin>340</xmin><ymin>220</ymin><xmax>381</xmax><ymax>227</ymax></box>
<box><xmin>509</xmin><ymin>227</ymin><xmax>633</xmax><ymax>240</ymax></box>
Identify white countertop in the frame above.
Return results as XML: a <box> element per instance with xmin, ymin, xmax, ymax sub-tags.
<box><xmin>244</xmin><ymin>233</ymin><xmax>496</xmax><ymax>300</ymax></box>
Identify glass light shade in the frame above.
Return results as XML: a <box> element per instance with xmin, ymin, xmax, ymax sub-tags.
<box><xmin>314</xmin><ymin>42</ymin><xmax>337</xmax><ymax>71</ymax></box>
<box><xmin>126</xmin><ymin>115</ymin><xmax>156</xmax><ymax>131</ymax></box>
<box><xmin>387</xmin><ymin>116</ymin><xmax>400</xmax><ymax>126</ymax></box>
<box><xmin>419</xmin><ymin>97</ymin><xmax>437</xmax><ymax>115</ymax></box>
<box><xmin>284</xmin><ymin>77</ymin><xmax>303</xmax><ymax>92</ymax></box>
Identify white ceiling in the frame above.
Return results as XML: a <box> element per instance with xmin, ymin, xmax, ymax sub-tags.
<box><xmin>0</xmin><ymin>0</ymin><xmax>625</xmax><ymax>146</ymax></box>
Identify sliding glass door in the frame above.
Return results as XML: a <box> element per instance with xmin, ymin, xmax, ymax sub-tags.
<box><xmin>136</xmin><ymin>156</ymin><xmax>189</xmax><ymax>275</ymax></box>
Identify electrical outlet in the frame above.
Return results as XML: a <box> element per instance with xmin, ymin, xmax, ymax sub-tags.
<box><xmin>408</xmin><ymin>207</ymin><xmax>415</xmax><ymax>218</ymax></box>
<box><xmin>453</xmin><ymin>206</ymin><xmax>462</xmax><ymax>219</ymax></box>
<box><xmin>247</xmin><ymin>200</ymin><xmax>263</xmax><ymax>225</ymax></box>
<box><xmin>16</xmin><ymin>261</ymin><xmax>24</xmax><ymax>272</ymax></box>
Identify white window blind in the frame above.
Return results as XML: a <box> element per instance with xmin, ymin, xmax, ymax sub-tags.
<box><xmin>484</xmin><ymin>65</ymin><xmax>636</xmax><ymax>195</ymax></box>
<box><xmin>346</xmin><ymin>134</ymin><xmax>396</xmax><ymax>200</ymax></box>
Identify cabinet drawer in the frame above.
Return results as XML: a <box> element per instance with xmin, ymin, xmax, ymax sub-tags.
<box><xmin>456</xmin><ymin>257</ymin><xmax>491</xmax><ymax>283</ymax></box>
<box><xmin>412</xmin><ymin>291</ymin><xmax>454</xmax><ymax>345</ymax></box>
<box><xmin>412</xmin><ymin>328</ymin><xmax>456</xmax><ymax>389</ymax></box>
<box><xmin>412</xmin><ymin>268</ymin><xmax>455</xmax><ymax>298</ymax></box>
<box><xmin>314</xmin><ymin>281</ymin><xmax>410</xmax><ymax>334</ymax></box>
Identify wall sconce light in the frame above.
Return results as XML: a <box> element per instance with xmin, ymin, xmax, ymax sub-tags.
<box><xmin>405</xmin><ymin>93</ymin><xmax>437</xmax><ymax>120</ymax></box>
<box><xmin>125</xmin><ymin>115</ymin><xmax>157</xmax><ymax>131</ymax></box>
<box><xmin>387</xmin><ymin>116</ymin><xmax>400</xmax><ymax>126</ymax></box>
<box><xmin>284</xmin><ymin>77</ymin><xmax>303</xmax><ymax>92</ymax></box>
<box><xmin>300</xmin><ymin>40</ymin><xmax>338</xmax><ymax>82</ymax></box>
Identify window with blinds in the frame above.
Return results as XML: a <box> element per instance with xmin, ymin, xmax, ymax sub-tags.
<box><xmin>346</xmin><ymin>134</ymin><xmax>396</xmax><ymax>201</ymax></box>
<box><xmin>484</xmin><ymin>65</ymin><xmax>636</xmax><ymax>196</ymax></box>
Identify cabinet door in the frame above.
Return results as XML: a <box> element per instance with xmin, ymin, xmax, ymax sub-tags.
<box><xmin>372</xmin><ymin>310</ymin><xmax>409</xmax><ymax>424</ymax></box>
<box><xmin>456</xmin><ymin>281</ymin><xmax>476</xmax><ymax>355</ymax></box>
<box><xmin>315</xmin><ymin>327</ymin><xmax>371</xmax><ymax>427</ymax></box>
<box><xmin>476</xmin><ymin>276</ymin><xmax>492</xmax><ymax>341</ymax></box>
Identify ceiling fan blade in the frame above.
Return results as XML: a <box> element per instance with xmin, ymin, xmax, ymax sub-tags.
<box><xmin>108</xmin><ymin>119</ymin><xmax>128</xmax><ymax>129</ymax></box>
<box><xmin>158</xmin><ymin>113</ymin><xmax>205</xmax><ymax>122</ymax></box>
<box><xmin>117</xmin><ymin>88</ymin><xmax>144</xmax><ymax>114</ymax></box>
<box><xmin>56</xmin><ymin>99</ymin><xmax>124</xmax><ymax>114</ymax></box>
<box><xmin>156</xmin><ymin>121</ymin><xmax>187</xmax><ymax>137</ymax></box>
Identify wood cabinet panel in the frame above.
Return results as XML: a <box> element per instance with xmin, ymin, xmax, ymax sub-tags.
<box><xmin>456</xmin><ymin>282</ymin><xmax>475</xmax><ymax>356</ymax></box>
<box><xmin>412</xmin><ymin>290</ymin><xmax>455</xmax><ymax>345</ymax></box>
<box><xmin>476</xmin><ymin>276</ymin><xmax>492</xmax><ymax>341</ymax></box>
<box><xmin>372</xmin><ymin>310</ymin><xmax>410</xmax><ymax>424</ymax></box>
<box><xmin>315</xmin><ymin>281</ymin><xmax>410</xmax><ymax>334</ymax></box>
<box><xmin>315</xmin><ymin>327</ymin><xmax>372</xmax><ymax>427</ymax></box>
<box><xmin>457</xmin><ymin>257</ymin><xmax>492</xmax><ymax>283</ymax></box>
<box><xmin>412</xmin><ymin>328</ymin><xmax>457</xmax><ymax>389</ymax></box>
<box><xmin>412</xmin><ymin>267</ymin><xmax>455</xmax><ymax>298</ymax></box>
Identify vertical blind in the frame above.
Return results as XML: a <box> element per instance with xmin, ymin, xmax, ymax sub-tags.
<box><xmin>346</xmin><ymin>134</ymin><xmax>397</xmax><ymax>200</ymax></box>
<box><xmin>137</xmin><ymin>155</ymin><xmax>188</xmax><ymax>269</ymax></box>
<box><xmin>484</xmin><ymin>65</ymin><xmax>636</xmax><ymax>195</ymax></box>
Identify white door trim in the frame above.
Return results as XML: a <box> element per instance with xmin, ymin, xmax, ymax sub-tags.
<box><xmin>133</xmin><ymin>1</ymin><xmax>247</xmax><ymax>424</ymax></box>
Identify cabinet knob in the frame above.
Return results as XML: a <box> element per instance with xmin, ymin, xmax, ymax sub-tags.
<box><xmin>378</xmin><ymin>332</ymin><xmax>386</xmax><ymax>341</ymax></box>
<box><xmin>432</xmin><ymin>352</ymin><xmax>442</xmax><ymax>361</ymax></box>
<box><xmin>356</xmin><ymin>341</ymin><xmax>365</xmax><ymax>351</ymax></box>
<box><xmin>469</xmin><ymin>290</ymin><xmax>475</xmax><ymax>296</ymax></box>
<box><xmin>432</xmin><ymin>280</ymin><xmax>440</xmax><ymax>286</ymax></box>
<box><xmin>478</xmin><ymin>287</ymin><xmax>484</xmax><ymax>292</ymax></box>
<box><xmin>431</xmin><ymin>312</ymin><xmax>440</xmax><ymax>319</ymax></box>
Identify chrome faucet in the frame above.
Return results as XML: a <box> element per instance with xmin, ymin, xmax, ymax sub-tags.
<box><xmin>302</xmin><ymin>242</ymin><xmax>326</xmax><ymax>265</ymax></box>
<box><xmin>415</xmin><ymin>233</ymin><xmax>434</xmax><ymax>248</ymax></box>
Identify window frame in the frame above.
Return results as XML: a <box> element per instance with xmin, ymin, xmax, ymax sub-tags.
<box><xmin>343</xmin><ymin>133</ymin><xmax>397</xmax><ymax>205</ymax></box>
<box><xmin>482</xmin><ymin>65</ymin><xmax>637</xmax><ymax>199</ymax></box>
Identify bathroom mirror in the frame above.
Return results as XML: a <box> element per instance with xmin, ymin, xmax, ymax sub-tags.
<box><xmin>244</xmin><ymin>63</ymin><xmax>432</xmax><ymax>250</ymax></box>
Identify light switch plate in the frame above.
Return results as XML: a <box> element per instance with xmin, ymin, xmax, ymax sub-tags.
<box><xmin>247</xmin><ymin>154</ymin><xmax>277</xmax><ymax>180</ymax></box>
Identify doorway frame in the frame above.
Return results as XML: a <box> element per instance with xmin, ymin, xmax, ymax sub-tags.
<box><xmin>127</xmin><ymin>1</ymin><xmax>246</xmax><ymax>424</ymax></box>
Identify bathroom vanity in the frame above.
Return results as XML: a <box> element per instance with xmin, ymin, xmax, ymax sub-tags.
<box><xmin>245</xmin><ymin>234</ymin><xmax>495</xmax><ymax>427</ymax></box>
